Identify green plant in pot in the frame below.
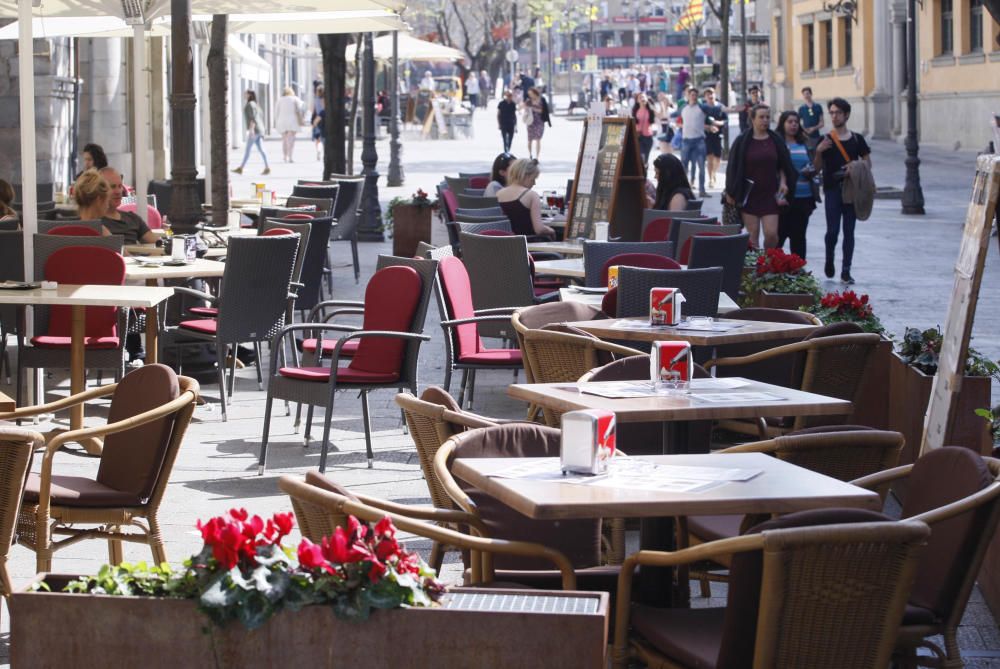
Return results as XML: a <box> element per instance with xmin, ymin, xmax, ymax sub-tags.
<box><xmin>383</xmin><ymin>188</ymin><xmax>436</xmax><ymax>237</ymax></box>
<box><xmin>739</xmin><ymin>248</ymin><xmax>821</xmax><ymax>308</ymax></box>
<box><xmin>896</xmin><ymin>326</ymin><xmax>1000</xmax><ymax>381</ymax></box>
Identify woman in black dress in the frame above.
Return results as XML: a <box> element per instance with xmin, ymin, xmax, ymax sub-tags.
<box><xmin>724</xmin><ymin>104</ymin><xmax>796</xmax><ymax>248</ymax></box>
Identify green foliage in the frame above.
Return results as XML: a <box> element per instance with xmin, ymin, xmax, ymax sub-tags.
<box><xmin>739</xmin><ymin>248</ymin><xmax>822</xmax><ymax>307</ymax></box>
<box><xmin>897</xmin><ymin>326</ymin><xmax>1000</xmax><ymax>381</ymax></box>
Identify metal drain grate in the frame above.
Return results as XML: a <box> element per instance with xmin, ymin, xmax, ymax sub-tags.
<box><xmin>443</xmin><ymin>592</ymin><xmax>600</xmax><ymax>614</ymax></box>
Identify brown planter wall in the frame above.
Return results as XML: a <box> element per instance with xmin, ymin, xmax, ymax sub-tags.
<box><xmin>11</xmin><ymin>580</ymin><xmax>608</xmax><ymax>669</ymax></box>
<box><xmin>391</xmin><ymin>204</ymin><xmax>433</xmax><ymax>258</ymax></box>
<box><xmin>851</xmin><ymin>338</ymin><xmax>893</xmax><ymax>430</ymax></box>
<box><xmin>752</xmin><ymin>290</ymin><xmax>816</xmax><ymax>311</ymax></box>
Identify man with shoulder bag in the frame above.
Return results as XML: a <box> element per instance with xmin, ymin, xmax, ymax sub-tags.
<box><xmin>814</xmin><ymin>97</ymin><xmax>872</xmax><ymax>285</ymax></box>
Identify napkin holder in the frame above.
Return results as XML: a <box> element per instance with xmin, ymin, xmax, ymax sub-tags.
<box><xmin>561</xmin><ymin>409</ymin><xmax>616</xmax><ymax>476</ymax></box>
<box><xmin>651</xmin><ymin>341</ymin><xmax>693</xmax><ymax>390</ymax></box>
<box><xmin>650</xmin><ymin>288</ymin><xmax>685</xmax><ymax>326</ymax></box>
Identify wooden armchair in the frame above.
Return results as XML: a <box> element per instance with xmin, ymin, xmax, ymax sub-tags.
<box><xmin>0</xmin><ymin>427</ymin><xmax>43</xmax><ymax>626</ymax></box>
<box><xmin>279</xmin><ymin>472</ymin><xmax>577</xmax><ymax>589</ymax></box>
<box><xmin>851</xmin><ymin>448</ymin><xmax>1000</xmax><ymax>668</ymax></box>
<box><xmin>0</xmin><ymin>365</ymin><xmax>199</xmax><ymax>571</ymax></box>
<box><xmin>613</xmin><ymin>511</ymin><xmax>928</xmax><ymax>669</ymax></box>
<box><xmin>704</xmin><ymin>332</ymin><xmax>880</xmax><ymax>439</ymax></box>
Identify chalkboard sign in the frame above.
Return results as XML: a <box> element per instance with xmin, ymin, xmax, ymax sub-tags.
<box><xmin>566</xmin><ymin>116</ymin><xmax>646</xmax><ymax>241</ymax></box>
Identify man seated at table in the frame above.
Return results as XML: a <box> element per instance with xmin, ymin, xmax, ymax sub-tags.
<box><xmin>99</xmin><ymin>166</ymin><xmax>158</xmax><ymax>245</ymax></box>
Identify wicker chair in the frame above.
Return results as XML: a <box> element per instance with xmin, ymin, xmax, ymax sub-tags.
<box><xmin>259</xmin><ymin>220</ymin><xmax>311</xmax><ymax>287</ymax></box>
<box><xmin>455</xmin><ymin>193</ymin><xmax>499</xmax><ymax>210</ymax></box>
<box><xmin>395</xmin><ymin>387</ymin><xmax>501</xmax><ymax>571</ymax></box>
<box><xmin>614</xmin><ymin>266</ymin><xmax>724</xmax><ymax>318</ymax></box>
<box><xmin>434</xmin><ymin>424</ymin><xmax>631</xmax><ymax>589</ymax></box>
<box><xmin>705</xmin><ymin>331</ymin><xmax>880</xmax><ymax>439</ymax></box>
<box><xmin>18</xmin><ymin>235</ymin><xmax>128</xmax><ymax>408</ymax></box>
<box><xmin>0</xmin><ymin>426</ymin><xmax>43</xmax><ymax>625</ymax></box>
<box><xmin>455</xmin><ymin>220</ymin><xmax>512</xmax><ymax>236</ymax></box>
<box><xmin>673</xmin><ymin>221</ymin><xmax>742</xmax><ymax>259</ymax></box>
<box><xmin>37</xmin><ymin>219</ymin><xmax>103</xmax><ymax>234</ymax></box>
<box><xmin>852</xmin><ymin>448</ymin><xmax>1000</xmax><ymax>669</ymax></box>
<box><xmin>327</xmin><ymin>178</ymin><xmax>364</xmax><ymax>285</ymax></box>
<box><xmin>581</xmin><ymin>240</ymin><xmax>674</xmax><ymax>288</ymax></box>
<box><xmin>279</xmin><ymin>472</ymin><xmax>577</xmax><ymax>589</ymax></box>
<box><xmin>612</xmin><ymin>510</ymin><xmax>929</xmax><ymax>669</ymax></box>
<box><xmin>686</xmin><ymin>426</ymin><xmax>905</xmax><ymax>596</ymax></box>
<box><xmin>444</xmin><ymin>175</ymin><xmax>472</xmax><ymax>195</ymax></box>
<box><xmin>687</xmin><ymin>232</ymin><xmax>751</xmax><ymax>300</ymax></box>
<box><xmin>455</xmin><ymin>206</ymin><xmax>505</xmax><ymax>219</ymax></box>
<box><xmin>3</xmin><ymin>365</ymin><xmax>198</xmax><ymax>572</ymax></box>
<box><xmin>284</xmin><ymin>195</ymin><xmax>335</xmax><ymax>214</ymax></box>
<box><xmin>710</xmin><ymin>307</ymin><xmax>823</xmax><ymax>388</ymax></box>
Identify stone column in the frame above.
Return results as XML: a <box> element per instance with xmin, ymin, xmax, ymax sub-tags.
<box><xmin>890</xmin><ymin>0</ymin><xmax>907</xmax><ymax>136</ymax></box>
<box><xmin>869</xmin><ymin>0</ymin><xmax>894</xmax><ymax>138</ymax></box>
<box><xmin>82</xmin><ymin>38</ymin><xmax>130</xmax><ymax>180</ymax></box>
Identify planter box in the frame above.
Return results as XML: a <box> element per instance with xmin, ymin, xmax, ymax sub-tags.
<box><xmin>11</xmin><ymin>577</ymin><xmax>608</xmax><ymax>669</ymax></box>
<box><xmin>752</xmin><ymin>290</ymin><xmax>816</xmax><ymax>311</ymax></box>
<box><xmin>851</xmin><ymin>337</ymin><xmax>893</xmax><ymax>430</ymax></box>
<box><xmin>391</xmin><ymin>204</ymin><xmax>433</xmax><ymax>258</ymax></box>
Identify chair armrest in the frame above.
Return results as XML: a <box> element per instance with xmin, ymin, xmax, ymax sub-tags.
<box><xmin>324</xmin><ymin>331</ymin><xmax>430</xmax><ymax>371</ymax></box>
<box><xmin>594</xmin><ymin>341</ymin><xmax>646</xmax><ymax>358</ymax></box>
<box><xmin>320</xmin><ymin>308</ymin><xmax>365</xmax><ymax>323</ymax></box>
<box><xmin>717</xmin><ymin>438</ymin><xmax>780</xmax><ymax>454</ymax></box>
<box><xmin>702</xmin><ymin>340</ymin><xmax>814</xmax><ymax>371</ymax></box>
<box><xmin>350</xmin><ymin>492</ymin><xmax>486</xmax><ymax>532</ymax></box>
<box><xmin>305</xmin><ymin>299</ymin><xmax>364</xmax><ymax>323</ymax></box>
<box><xmin>441</xmin><ymin>314</ymin><xmax>516</xmax><ymax>328</ymax></box>
<box><xmin>849</xmin><ymin>463</ymin><xmax>913</xmax><ymax>490</ymax></box>
<box><xmin>172</xmin><ymin>286</ymin><xmax>218</xmax><ymax>305</ymax></box>
<box><xmin>0</xmin><ymin>382</ymin><xmax>116</xmax><ymax>421</ymax></box>
<box><xmin>474</xmin><ymin>307</ymin><xmax>518</xmax><ymax>316</ymax></box>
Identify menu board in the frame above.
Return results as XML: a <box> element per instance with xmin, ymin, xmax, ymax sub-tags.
<box><xmin>566</xmin><ymin>116</ymin><xmax>646</xmax><ymax>241</ymax></box>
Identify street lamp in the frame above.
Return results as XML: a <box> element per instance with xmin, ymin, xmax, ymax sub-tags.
<box><xmin>901</xmin><ymin>0</ymin><xmax>925</xmax><ymax>214</ymax></box>
<box><xmin>544</xmin><ymin>15</ymin><xmax>555</xmax><ymax>108</ymax></box>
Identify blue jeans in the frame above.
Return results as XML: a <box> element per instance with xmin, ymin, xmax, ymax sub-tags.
<box><xmin>240</xmin><ymin>131</ymin><xmax>269</xmax><ymax>169</ymax></box>
<box><xmin>681</xmin><ymin>137</ymin><xmax>706</xmax><ymax>193</ymax></box>
<box><xmin>824</xmin><ymin>186</ymin><xmax>856</xmax><ymax>271</ymax></box>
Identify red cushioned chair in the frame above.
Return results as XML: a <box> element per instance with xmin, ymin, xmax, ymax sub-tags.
<box><xmin>641</xmin><ymin>217</ymin><xmax>672</xmax><ymax>242</ymax></box>
<box><xmin>677</xmin><ymin>231</ymin><xmax>726</xmax><ymax>265</ymax></box>
<box><xmin>17</xmin><ymin>242</ymin><xmax>128</xmax><ymax>408</ymax></box>
<box><xmin>436</xmin><ymin>256</ymin><xmax>523</xmax><ymax>409</ymax></box>
<box><xmin>47</xmin><ymin>225</ymin><xmax>101</xmax><ymax>237</ymax></box>
<box><xmin>281</xmin><ymin>213</ymin><xmax>314</xmax><ymax>220</ymax></box>
<box><xmin>117</xmin><ymin>203</ymin><xmax>163</xmax><ymax>229</ymax></box>
<box><xmin>469</xmin><ymin>176</ymin><xmax>490</xmax><ymax>189</ymax></box>
<box><xmin>259</xmin><ymin>265</ymin><xmax>431</xmax><ymax>473</ymax></box>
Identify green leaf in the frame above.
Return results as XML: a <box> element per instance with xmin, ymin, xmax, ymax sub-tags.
<box><xmin>200</xmin><ymin>574</ymin><xmax>238</xmax><ymax>609</ymax></box>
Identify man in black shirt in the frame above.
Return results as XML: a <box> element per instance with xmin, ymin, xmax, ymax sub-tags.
<box><xmin>813</xmin><ymin>97</ymin><xmax>871</xmax><ymax>284</ymax></box>
<box><xmin>497</xmin><ymin>89</ymin><xmax>518</xmax><ymax>153</ymax></box>
<box><xmin>99</xmin><ymin>167</ymin><xmax>157</xmax><ymax>245</ymax></box>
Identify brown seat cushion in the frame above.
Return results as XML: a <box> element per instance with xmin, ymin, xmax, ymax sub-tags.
<box><xmin>450</xmin><ymin>424</ymin><xmax>601</xmax><ymax>570</ymax></box>
<box><xmin>23</xmin><ymin>474</ymin><xmax>142</xmax><ymax>508</ymax></box>
<box><xmin>787</xmin><ymin>424</ymin><xmax>874</xmax><ymax>436</ymax></box>
<box><xmin>419</xmin><ymin>385</ymin><xmax>462</xmax><ymax>412</ymax></box>
<box><xmin>688</xmin><ymin>514</ymin><xmax>742</xmax><ymax>543</ymax></box>
<box><xmin>901</xmin><ymin>447</ymin><xmax>994</xmax><ymax>618</ymax></box>
<box><xmin>97</xmin><ymin>364</ymin><xmax>181</xmax><ymax>503</ymax></box>
<box><xmin>902</xmin><ymin>603</ymin><xmax>938</xmax><ymax>626</ymax></box>
<box><xmin>631</xmin><ymin>606</ymin><xmax>724</xmax><ymax>669</ymax></box>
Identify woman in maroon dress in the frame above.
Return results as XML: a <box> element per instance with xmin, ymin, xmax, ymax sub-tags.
<box><xmin>723</xmin><ymin>104</ymin><xmax>797</xmax><ymax>248</ymax></box>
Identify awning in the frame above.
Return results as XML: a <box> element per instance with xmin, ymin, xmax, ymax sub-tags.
<box><xmin>346</xmin><ymin>32</ymin><xmax>466</xmax><ymax>62</ymax></box>
<box><xmin>227</xmin><ymin>35</ymin><xmax>271</xmax><ymax>84</ymax></box>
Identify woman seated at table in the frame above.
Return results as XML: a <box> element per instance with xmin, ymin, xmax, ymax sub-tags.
<box><xmin>651</xmin><ymin>153</ymin><xmax>695</xmax><ymax>211</ymax></box>
<box><xmin>0</xmin><ymin>179</ymin><xmax>18</xmax><ymax>226</ymax></box>
<box><xmin>496</xmin><ymin>158</ymin><xmax>556</xmax><ymax>240</ymax></box>
<box><xmin>74</xmin><ymin>169</ymin><xmax>111</xmax><ymax>222</ymax></box>
<box><xmin>484</xmin><ymin>152</ymin><xmax>515</xmax><ymax>197</ymax></box>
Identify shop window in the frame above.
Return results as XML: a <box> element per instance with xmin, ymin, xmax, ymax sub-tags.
<box><xmin>970</xmin><ymin>0</ymin><xmax>984</xmax><ymax>52</ymax></box>
<box><xmin>940</xmin><ymin>0</ymin><xmax>954</xmax><ymax>54</ymax></box>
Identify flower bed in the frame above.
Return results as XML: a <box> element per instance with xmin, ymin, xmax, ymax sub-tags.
<box><xmin>740</xmin><ymin>249</ymin><xmax>821</xmax><ymax>308</ymax></box>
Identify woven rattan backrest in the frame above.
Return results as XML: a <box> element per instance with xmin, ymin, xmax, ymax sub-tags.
<box><xmin>291</xmin><ymin>216</ymin><xmax>334</xmax><ymax>314</ymax></box>
<box><xmin>144</xmin><ymin>377</ymin><xmax>199</xmax><ymax>514</ymax></box>
<box><xmin>794</xmin><ymin>333</ymin><xmax>881</xmax><ymax>431</ymax></box>
<box><xmin>284</xmin><ymin>196</ymin><xmax>335</xmax><ymax>214</ymax></box>
<box><xmin>582</xmin><ymin>240</ymin><xmax>674</xmax><ymax>288</ymax></box>
<box><xmin>285</xmin><ymin>471</ymin><xmax>354</xmax><ymax>541</ymax></box>
<box><xmin>459</xmin><ymin>232</ymin><xmax>535</xmax><ymax>338</ymax></box>
<box><xmin>216</xmin><ymin>236</ymin><xmax>298</xmax><ymax>342</ymax></box>
<box><xmin>753</xmin><ymin>520</ymin><xmax>928</xmax><ymax>669</ymax></box>
<box><xmin>259</xmin><ymin>220</ymin><xmax>310</xmax><ymax>284</ymax></box>
<box><xmin>0</xmin><ymin>427</ymin><xmax>41</xmax><ymax>598</ymax></box>
<box><xmin>290</xmin><ymin>184</ymin><xmax>340</xmax><ymax>205</ymax></box>
<box><xmin>38</xmin><ymin>219</ymin><xmax>103</xmax><ymax>234</ymax></box>
<box><xmin>426</xmin><ymin>244</ymin><xmax>454</xmax><ymax>261</ymax></box>
<box><xmin>675</xmin><ymin>222</ymin><xmax>742</xmax><ymax>259</ymax></box>
<box><xmin>0</xmin><ymin>231</ymin><xmax>24</xmax><ymax>335</ymax></box>
<box><xmin>456</xmin><ymin>207</ymin><xmax>505</xmax><ymax>219</ymax></box>
<box><xmin>31</xmin><ymin>234</ymin><xmax>124</xmax><ymax>335</ymax></box>
<box><xmin>456</xmin><ymin>220</ymin><xmax>512</xmax><ymax>235</ymax></box>
<box><xmin>444</xmin><ymin>175</ymin><xmax>472</xmax><ymax>195</ymax></box>
<box><xmin>687</xmin><ymin>232</ymin><xmax>751</xmax><ymax>300</ymax></box>
<box><xmin>773</xmin><ymin>430</ymin><xmax>903</xmax><ymax>489</ymax></box>
<box><xmin>455</xmin><ymin>193</ymin><xmax>500</xmax><ymax>210</ymax></box>
<box><xmin>330</xmin><ymin>180</ymin><xmax>363</xmax><ymax>241</ymax></box>
<box><xmin>522</xmin><ymin>329</ymin><xmax>605</xmax><ymax>426</ymax></box>
<box><xmin>616</xmin><ymin>266</ymin><xmax>723</xmax><ymax>318</ymax></box>
<box><xmin>396</xmin><ymin>391</ymin><xmax>497</xmax><ymax>512</ymax></box>
<box><xmin>375</xmin><ymin>255</ymin><xmax>439</xmax><ymax>386</ymax></box>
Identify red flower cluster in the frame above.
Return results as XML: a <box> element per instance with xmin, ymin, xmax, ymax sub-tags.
<box><xmin>197</xmin><ymin>508</ymin><xmax>294</xmax><ymax>570</ymax></box>
<box><xmin>819</xmin><ymin>290</ymin><xmax>873</xmax><ymax>318</ymax></box>
<box><xmin>297</xmin><ymin>515</ymin><xmax>421</xmax><ymax>584</ymax></box>
<box><xmin>755</xmin><ymin>248</ymin><xmax>807</xmax><ymax>276</ymax></box>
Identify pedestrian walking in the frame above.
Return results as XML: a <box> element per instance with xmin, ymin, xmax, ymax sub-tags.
<box><xmin>678</xmin><ymin>87</ymin><xmax>712</xmax><ymax>197</ymax></box>
<box><xmin>798</xmin><ymin>86</ymin><xmax>825</xmax><ymax>149</ymax></box>
<box><xmin>524</xmin><ymin>87</ymin><xmax>550</xmax><ymax>160</ymax></box>
<box><xmin>465</xmin><ymin>72</ymin><xmax>481</xmax><ymax>109</ymax></box>
<box><xmin>312</xmin><ymin>85</ymin><xmax>325</xmax><ymax>161</ymax></box>
<box><xmin>478</xmin><ymin>70</ymin><xmax>490</xmax><ymax>107</ymax></box>
<box><xmin>675</xmin><ymin>65</ymin><xmax>689</xmax><ymax>100</ymax></box>
<box><xmin>724</xmin><ymin>104</ymin><xmax>796</xmax><ymax>248</ymax></box>
<box><xmin>632</xmin><ymin>92</ymin><xmax>658</xmax><ymax>167</ymax></box>
<box><xmin>731</xmin><ymin>85</ymin><xmax>762</xmax><ymax>133</ymax></box>
<box><xmin>232</xmin><ymin>90</ymin><xmax>270</xmax><ymax>175</ymax></box>
<box><xmin>497</xmin><ymin>89</ymin><xmax>518</xmax><ymax>153</ymax></box>
<box><xmin>776</xmin><ymin>110</ymin><xmax>818</xmax><ymax>258</ymax></box>
<box><xmin>701</xmin><ymin>87</ymin><xmax>727</xmax><ymax>189</ymax></box>
<box><xmin>814</xmin><ymin>97</ymin><xmax>872</xmax><ymax>284</ymax></box>
<box><xmin>275</xmin><ymin>86</ymin><xmax>305</xmax><ymax>163</ymax></box>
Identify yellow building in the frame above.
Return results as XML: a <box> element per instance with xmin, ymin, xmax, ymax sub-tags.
<box><xmin>768</xmin><ymin>0</ymin><xmax>1000</xmax><ymax>149</ymax></box>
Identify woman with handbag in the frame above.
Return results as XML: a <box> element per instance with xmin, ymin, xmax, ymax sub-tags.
<box><xmin>275</xmin><ymin>86</ymin><xmax>305</xmax><ymax>163</ymax></box>
<box><xmin>776</xmin><ymin>110</ymin><xmax>818</xmax><ymax>259</ymax></box>
<box><xmin>632</xmin><ymin>92</ymin><xmax>658</xmax><ymax>167</ymax></box>
<box><xmin>723</xmin><ymin>104</ymin><xmax>796</xmax><ymax>248</ymax></box>
<box><xmin>524</xmin><ymin>87</ymin><xmax>550</xmax><ymax>160</ymax></box>
<box><xmin>232</xmin><ymin>90</ymin><xmax>270</xmax><ymax>175</ymax></box>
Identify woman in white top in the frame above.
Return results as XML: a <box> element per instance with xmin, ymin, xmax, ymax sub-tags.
<box><xmin>484</xmin><ymin>152</ymin><xmax>515</xmax><ymax>197</ymax></box>
<box><xmin>275</xmin><ymin>86</ymin><xmax>305</xmax><ymax>163</ymax></box>
<box><xmin>496</xmin><ymin>158</ymin><xmax>555</xmax><ymax>239</ymax></box>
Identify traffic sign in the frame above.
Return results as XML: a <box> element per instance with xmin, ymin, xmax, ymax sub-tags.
<box><xmin>506</xmin><ymin>49</ymin><xmax>519</xmax><ymax>63</ymax></box>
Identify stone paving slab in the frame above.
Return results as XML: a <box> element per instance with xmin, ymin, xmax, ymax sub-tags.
<box><xmin>1</xmin><ymin>110</ymin><xmax>998</xmax><ymax>663</ymax></box>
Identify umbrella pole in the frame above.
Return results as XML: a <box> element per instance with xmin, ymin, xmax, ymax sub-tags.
<box><xmin>387</xmin><ymin>30</ymin><xmax>403</xmax><ymax>187</ymax></box>
<box><xmin>18</xmin><ymin>0</ymin><xmax>37</xmax><ymax>283</ymax></box>
<box><xmin>132</xmin><ymin>23</ymin><xmax>149</xmax><ymax>224</ymax></box>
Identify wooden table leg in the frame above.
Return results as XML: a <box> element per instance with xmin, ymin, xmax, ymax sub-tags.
<box><xmin>145</xmin><ymin>305</ymin><xmax>159</xmax><ymax>365</ymax></box>
<box><xmin>69</xmin><ymin>306</ymin><xmax>102</xmax><ymax>456</ymax></box>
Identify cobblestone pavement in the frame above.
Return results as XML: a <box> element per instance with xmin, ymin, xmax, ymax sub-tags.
<box><xmin>2</xmin><ymin>108</ymin><xmax>999</xmax><ymax>664</ymax></box>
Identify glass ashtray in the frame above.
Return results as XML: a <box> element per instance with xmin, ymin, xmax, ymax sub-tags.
<box><xmin>684</xmin><ymin>316</ymin><xmax>715</xmax><ymax>329</ymax></box>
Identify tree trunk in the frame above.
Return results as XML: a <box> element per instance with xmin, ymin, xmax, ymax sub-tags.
<box><xmin>318</xmin><ymin>34</ymin><xmax>349</xmax><ymax>178</ymax></box>
<box><xmin>346</xmin><ymin>32</ymin><xmax>363</xmax><ymax>175</ymax></box>
<box><xmin>207</xmin><ymin>15</ymin><xmax>229</xmax><ymax>219</ymax></box>
<box><xmin>718</xmin><ymin>0</ymin><xmax>732</xmax><ymax>156</ymax></box>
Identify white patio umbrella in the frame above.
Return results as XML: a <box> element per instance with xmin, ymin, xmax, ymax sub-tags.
<box><xmin>5</xmin><ymin>0</ymin><xmax>403</xmax><ymax>281</ymax></box>
<box><xmin>223</xmin><ymin>9</ymin><xmax>406</xmax><ymax>34</ymax></box>
<box><xmin>346</xmin><ymin>32</ymin><xmax>466</xmax><ymax>62</ymax></box>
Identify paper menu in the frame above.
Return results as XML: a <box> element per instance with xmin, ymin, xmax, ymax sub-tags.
<box><xmin>690</xmin><ymin>392</ymin><xmax>787</xmax><ymax>403</ymax></box>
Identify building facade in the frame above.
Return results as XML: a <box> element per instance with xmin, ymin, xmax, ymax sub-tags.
<box><xmin>769</xmin><ymin>0</ymin><xmax>1000</xmax><ymax>149</ymax></box>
